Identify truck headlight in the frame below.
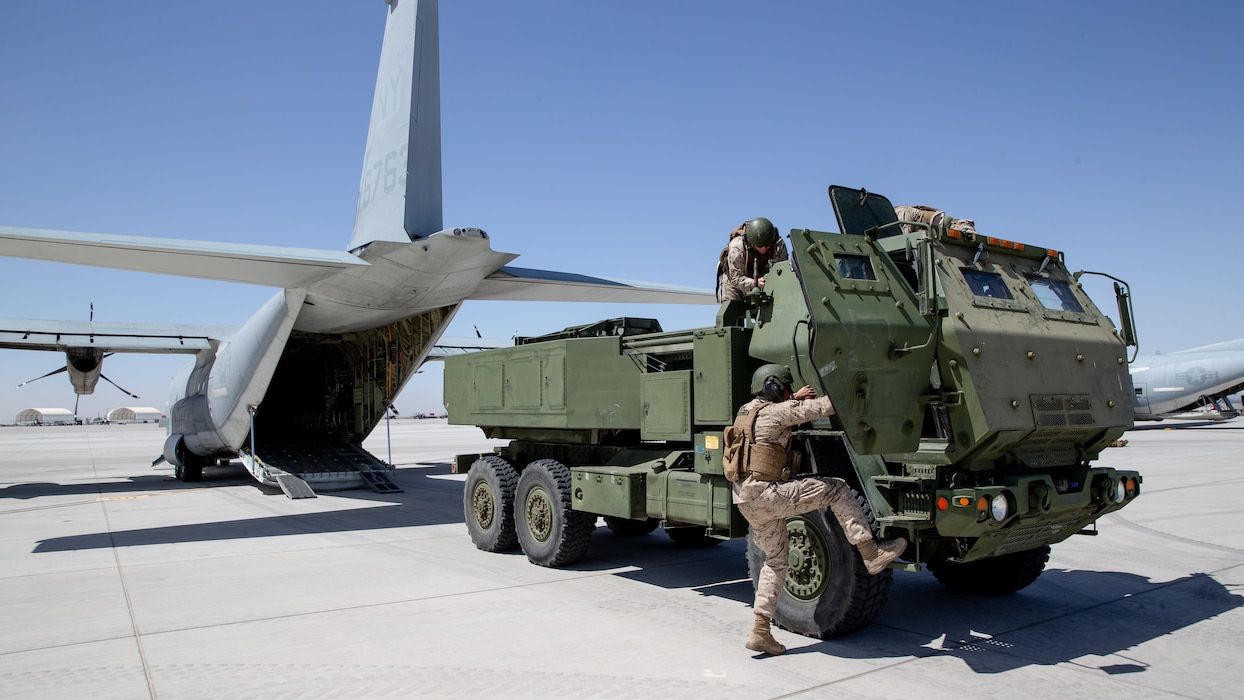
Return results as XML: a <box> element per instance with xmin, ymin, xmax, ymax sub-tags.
<box><xmin>991</xmin><ymin>493</ymin><xmax>1011</xmax><ymax>522</ymax></box>
<box><xmin>1115</xmin><ymin>479</ymin><xmax>1127</xmax><ymax>503</ymax></box>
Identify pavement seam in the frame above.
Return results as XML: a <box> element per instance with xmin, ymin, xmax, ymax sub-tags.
<box><xmin>92</xmin><ymin>436</ymin><xmax>158</xmax><ymax>700</ymax></box>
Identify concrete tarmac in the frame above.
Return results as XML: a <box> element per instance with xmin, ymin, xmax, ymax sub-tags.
<box><xmin>1</xmin><ymin>419</ymin><xmax>1241</xmax><ymax>699</ymax></box>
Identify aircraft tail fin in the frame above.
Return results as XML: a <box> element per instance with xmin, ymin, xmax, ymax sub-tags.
<box><xmin>348</xmin><ymin>0</ymin><xmax>442</xmax><ymax>252</ymax></box>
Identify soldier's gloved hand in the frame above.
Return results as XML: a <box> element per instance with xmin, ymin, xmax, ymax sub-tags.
<box><xmin>792</xmin><ymin>386</ymin><xmax>816</xmax><ymax>401</ymax></box>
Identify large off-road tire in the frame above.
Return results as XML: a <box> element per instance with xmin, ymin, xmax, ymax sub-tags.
<box><xmin>604</xmin><ymin>516</ymin><xmax>660</xmax><ymax>537</ymax></box>
<box><xmin>515</xmin><ymin>459</ymin><xmax>596</xmax><ymax>567</ymax></box>
<box><xmin>927</xmin><ymin>545</ymin><xmax>1050</xmax><ymax>596</ymax></box>
<box><xmin>666</xmin><ymin>526</ymin><xmax>723</xmax><ymax>547</ymax></box>
<box><xmin>464</xmin><ymin>456</ymin><xmax>519</xmax><ymax>552</ymax></box>
<box><xmin>747</xmin><ymin>489</ymin><xmax>892</xmax><ymax>638</ymax></box>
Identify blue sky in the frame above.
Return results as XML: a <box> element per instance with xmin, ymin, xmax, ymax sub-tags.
<box><xmin>1</xmin><ymin>1</ymin><xmax>1241</xmax><ymax>421</ymax></box>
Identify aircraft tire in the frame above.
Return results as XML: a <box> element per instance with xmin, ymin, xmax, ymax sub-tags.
<box><xmin>747</xmin><ymin>489</ymin><xmax>892</xmax><ymax>638</ymax></box>
<box><xmin>515</xmin><ymin>459</ymin><xmax>595</xmax><ymax>567</ymax></box>
<box><xmin>464</xmin><ymin>456</ymin><xmax>519</xmax><ymax>552</ymax></box>
<box><xmin>173</xmin><ymin>439</ymin><xmax>205</xmax><ymax>482</ymax></box>
<box><xmin>928</xmin><ymin>545</ymin><xmax>1050</xmax><ymax>596</ymax></box>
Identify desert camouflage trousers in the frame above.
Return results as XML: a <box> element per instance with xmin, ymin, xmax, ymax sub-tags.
<box><xmin>736</xmin><ymin>476</ymin><xmax>874</xmax><ymax>619</ymax></box>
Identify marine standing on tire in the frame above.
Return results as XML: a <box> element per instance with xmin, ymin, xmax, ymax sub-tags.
<box><xmin>730</xmin><ymin>364</ymin><xmax>908</xmax><ymax>656</ymax></box>
<box><xmin>716</xmin><ymin>217</ymin><xmax>789</xmax><ymax>303</ymax></box>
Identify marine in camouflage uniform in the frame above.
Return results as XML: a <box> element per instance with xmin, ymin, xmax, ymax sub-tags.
<box><xmin>731</xmin><ymin>365</ymin><xmax>907</xmax><ymax>656</ymax></box>
<box><xmin>894</xmin><ymin>204</ymin><xmax>976</xmax><ymax>236</ymax></box>
<box><xmin>717</xmin><ymin>218</ymin><xmax>790</xmax><ymax>303</ymax></box>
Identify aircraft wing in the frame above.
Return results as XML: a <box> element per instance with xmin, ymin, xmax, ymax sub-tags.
<box><xmin>0</xmin><ymin>318</ymin><xmax>234</xmax><ymax>353</ymax></box>
<box><xmin>0</xmin><ymin>226</ymin><xmax>368</xmax><ymax>289</ymax></box>
<box><xmin>471</xmin><ymin>265</ymin><xmax>715</xmax><ymax>304</ymax></box>
<box><xmin>425</xmin><ymin>336</ymin><xmax>513</xmax><ymax>359</ymax></box>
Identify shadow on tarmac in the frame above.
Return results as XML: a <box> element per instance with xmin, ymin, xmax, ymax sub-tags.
<box><xmin>31</xmin><ymin>480</ymin><xmax>464</xmax><ymax>554</ymax></box>
<box><xmin>1130</xmin><ymin>422</ymin><xmax>1244</xmax><ymax>430</ymax></box>
<box><xmin>786</xmin><ymin>568</ymin><xmax>1243</xmax><ymax>676</ymax></box>
<box><xmin>0</xmin><ymin>465</ymin><xmax>252</xmax><ymax>500</ymax></box>
<box><xmin>599</xmin><ymin>531</ymin><xmax>1244</xmax><ymax>676</ymax></box>
<box><xmin>21</xmin><ymin>452</ymin><xmax>1244</xmax><ymax>679</ymax></box>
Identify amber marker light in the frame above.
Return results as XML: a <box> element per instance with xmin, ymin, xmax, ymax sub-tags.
<box><xmin>955</xmin><ymin>496</ymin><xmax>972</xmax><ymax>507</ymax></box>
<box><xmin>976</xmin><ymin>496</ymin><xmax>990</xmax><ymax>512</ymax></box>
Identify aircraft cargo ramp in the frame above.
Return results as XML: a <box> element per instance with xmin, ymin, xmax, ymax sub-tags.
<box><xmin>238</xmin><ymin>442</ymin><xmax>402</xmax><ymax>498</ymax></box>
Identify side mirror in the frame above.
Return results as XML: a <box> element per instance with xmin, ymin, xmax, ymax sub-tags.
<box><xmin>1074</xmin><ymin>270</ymin><xmax>1139</xmax><ymax>361</ymax></box>
<box><xmin>1113</xmin><ymin>281</ymin><xmax>1137</xmax><ymax>348</ymax></box>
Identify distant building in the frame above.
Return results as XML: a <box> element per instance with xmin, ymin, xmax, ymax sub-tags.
<box><xmin>15</xmin><ymin>408</ymin><xmax>76</xmax><ymax>425</ymax></box>
<box><xmin>105</xmin><ymin>407</ymin><xmax>164</xmax><ymax>424</ymax></box>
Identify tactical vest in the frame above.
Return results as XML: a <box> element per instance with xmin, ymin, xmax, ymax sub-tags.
<box><xmin>724</xmin><ymin>403</ymin><xmax>799</xmax><ymax>482</ymax></box>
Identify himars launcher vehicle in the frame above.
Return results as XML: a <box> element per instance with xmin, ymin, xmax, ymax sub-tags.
<box><xmin>445</xmin><ymin>187</ymin><xmax>1143</xmax><ymax>638</ymax></box>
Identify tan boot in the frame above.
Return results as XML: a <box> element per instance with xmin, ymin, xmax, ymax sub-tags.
<box><xmin>745</xmin><ymin>614</ymin><xmax>786</xmax><ymax>655</ymax></box>
<box><xmin>857</xmin><ymin>537</ymin><xmax>908</xmax><ymax>575</ymax></box>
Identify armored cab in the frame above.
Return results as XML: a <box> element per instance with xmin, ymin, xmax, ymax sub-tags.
<box><xmin>446</xmin><ymin>187</ymin><xmax>1143</xmax><ymax>637</ymax></box>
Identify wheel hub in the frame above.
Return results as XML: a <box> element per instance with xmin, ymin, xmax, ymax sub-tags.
<box><xmin>524</xmin><ymin>486</ymin><xmax>554</xmax><ymax>542</ymax></box>
<box><xmin>785</xmin><ymin>517</ymin><xmax>830</xmax><ymax>600</ymax></box>
<box><xmin>471</xmin><ymin>482</ymin><xmax>495</xmax><ymax>528</ymax></box>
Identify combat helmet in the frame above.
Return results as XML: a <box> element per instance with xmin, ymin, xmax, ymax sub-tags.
<box><xmin>744</xmin><ymin>217</ymin><xmax>778</xmax><ymax>248</ymax></box>
<box><xmin>750</xmin><ymin>363</ymin><xmax>792</xmax><ymax>402</ymax></box>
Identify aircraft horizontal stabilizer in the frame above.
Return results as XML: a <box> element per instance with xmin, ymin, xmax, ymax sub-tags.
<box><xmin>471</xmin><ymin>265</ymin><xmax>715</xmax><ymax>304</ymax></box>
<box><xmin>0</xmin><ymin>226</ymin><xmax>367</xmax><ymax>290</ymax></box>
<box><xmin>1169</xmin><ymin>338</ymin><xmax>1244</xmax><ymax>354</ymax></box>
<box><xmin>0</xmin><ymin>318</ymin><xmax>233</xmax><ymax>353</ymax></box>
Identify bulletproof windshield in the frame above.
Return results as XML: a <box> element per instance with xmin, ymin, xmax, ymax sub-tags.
<box><xmin>834</xmin><ymin>253</ymin><xmax>876</xmax><ymax>281</ymax></box>
<box><xmin>961</xmin><ymin>269</ymin><xmax>1013</xmax><ymax>300</ymax></box>
<box><xmin>1028</xmin><ymin>277</ymin><xmax>1084</xmax><ymax>313</ymax></box>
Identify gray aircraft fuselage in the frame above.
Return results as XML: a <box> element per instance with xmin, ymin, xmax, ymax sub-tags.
<box><xmin>1130</xmin><ymin>338</ymin><xmax>1244</xmax><ymax>420</ymax></box>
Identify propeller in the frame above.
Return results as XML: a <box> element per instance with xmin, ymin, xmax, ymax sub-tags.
<box><xmin>14</xmin><ymin>304</ymin><xmax>139</xmax><ymax>421</ymax></box>
<box><xmin>100</xmin><ymin>373</ymin><xmax>140</xmax><ymax>399</ymax></box>
<box><xmin>16</xmin><ymin>365</ymin><xmax>68</xmax><ymax>388</ymax></box>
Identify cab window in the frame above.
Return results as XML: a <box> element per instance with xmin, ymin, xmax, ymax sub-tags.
<box><xmin>1028</xmin><ymin>277</ymin><xmax>1084</xmax><ymax>313</ymax></box>
<box><xmin>834</xmin><ymin>253</ymin><xmax>876</xmax><ymax>281</ymax></box>
<box><xmin>961</xmin><ymin>269</ymin><xmax>1013</xmax><ymax>300</ymax></box>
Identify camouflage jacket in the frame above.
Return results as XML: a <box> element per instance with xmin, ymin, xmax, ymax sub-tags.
<box><xmin>894</xmin><ymin>204</ymin><xmax>976</xmax><ymax>236</ymax></box>
<box><xmin>717</xmin><ymin>233</ymin><xmax>790</xmax><ymax>302</ymax></box>
<box><xmin>731</xmin><ymin>394</ymin><xmax>835</xmax><ymax>503</ymax></box>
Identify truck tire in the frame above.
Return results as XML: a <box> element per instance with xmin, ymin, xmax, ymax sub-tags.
<box><xmin>515</xmin><ymin>459</ymin><xmax>596</xmax><ymax>567</ymax></box>
<box><xmin>746</xmin><ymin>490</ymin><xmax>892</xmax><ymax>638</ymax></box>
<box><xmin>604</xmin><ymin>516</ymin><xmax>659</xmax><ymax>537</ymax></box>
<box><xmin>464</xmin><ymin>456</ymin><xmax>519</xmax><ymax>552</ymax></box>
<box><xmin>928</xmin><ymin>545</ymin><xmax>1050</xmax><ymax>596</ymax></box>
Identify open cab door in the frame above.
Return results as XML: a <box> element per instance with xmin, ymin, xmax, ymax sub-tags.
<box><xmin>751</xmin><ymin>186</ymin><xmax>937</xmax><ymax>454</ymax></box>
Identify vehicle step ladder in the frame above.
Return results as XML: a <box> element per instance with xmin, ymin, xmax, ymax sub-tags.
<box><xmin>358</xmin><ymin>468</ymin><xmax>403</xmax><ymax>494</ymax></box>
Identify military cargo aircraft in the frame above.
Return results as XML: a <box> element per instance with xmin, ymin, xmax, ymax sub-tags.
<box><xmin>1130</xmin><ymin>337</ymin><xmax>1244</xmax><ymax>421</ymax></box>
<box><xmin>0</xmin><ymin>0</ymin><xmax>713</xmax><ymax>497</ymax></box>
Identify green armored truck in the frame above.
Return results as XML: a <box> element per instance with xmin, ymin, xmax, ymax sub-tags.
<box><xmin>445</xmin><ymin>187</ymin><xmax>1143</xmax><ymax>638</ymax></box>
